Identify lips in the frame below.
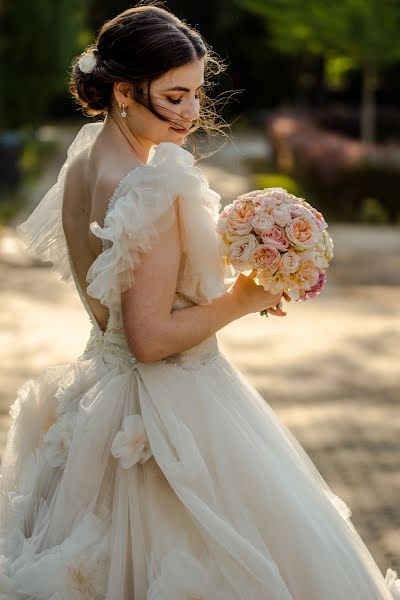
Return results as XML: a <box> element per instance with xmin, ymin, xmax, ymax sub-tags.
<box><xmin>170</xmin><ymin>125</ymin><xmax>190</xmax><ymax>135</ymax></box>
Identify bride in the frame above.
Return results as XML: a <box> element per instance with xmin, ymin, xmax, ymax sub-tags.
<box><xmin>1</xmin><ymin>3</ymin><xmax>398</xmax><ymax>599</ymax></box>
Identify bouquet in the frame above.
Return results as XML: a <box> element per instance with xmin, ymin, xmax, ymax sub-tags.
<box><xmin>217</xmin><ymin>188</ymin><xmax>334</xmax><ymax>316</ymax></box>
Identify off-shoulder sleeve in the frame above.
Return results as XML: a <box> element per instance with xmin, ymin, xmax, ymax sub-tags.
<box><xmin>16</xmin><ymin>123</ymin><xmax>102</xmax><ymax>284</ymax></box>
<box><xmin>85</xmin><ymin>142</ymin><xmax>227</xmax><ymax>315</ymax></box>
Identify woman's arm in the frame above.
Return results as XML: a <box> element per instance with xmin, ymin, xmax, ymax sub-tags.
<box><xmin>121</xmin><ymin>200</ymin><xmax>284</xmax><ymax>363</ymax></box>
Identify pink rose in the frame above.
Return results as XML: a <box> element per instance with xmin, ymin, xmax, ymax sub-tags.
<box><xmin>261</xmin><ymin>225</ymin><xmax>290</xmax><ymax>251</ymax></box>
<box><xmin>252</xmin><ymin>244</ymin><xmax>281</xmax><ymax>273</ymax></box>
<box><xmin>225</xmin><ymin>203</ymin><xmax>256</xmax><ymax>241</ymax></box>
<box><xmin>299</xmin><ymin>272</ymin><xmax>326</xmax><ymax>300</ymax></box>
<box><xmin>285</xmin><ymin>216</ymin><xmax>320</xmax><ymax>250</ymax></box>
<box><xmin>309</xmin><ymin>207</ymin><xmax>328</xmax><ymax>230</ymax></box>
<box><xmin>252</xmin><ymin>213</ymin><xmax>274</xmax><ymax>235</ymax></box>
<box><xmin>228</xmin><ymin>234</ymin><xmax>258</xmax><ymax>271</ymax></box>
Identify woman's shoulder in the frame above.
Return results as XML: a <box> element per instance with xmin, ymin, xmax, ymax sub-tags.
<box><xmin>64</xmin><ymin>138</ymin><xmax>141</xmax><ymax>221</ymax></box>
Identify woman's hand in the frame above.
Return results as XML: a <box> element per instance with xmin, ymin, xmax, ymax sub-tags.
<box><xmin>265</xmin><ymin>290</ymin><xmax>292</xmax><ymax>317</ymax></box>
<box><xmin>227</xmin><ymin>270</ymin><xmax>291</xmax><ymax>318</ymax></box>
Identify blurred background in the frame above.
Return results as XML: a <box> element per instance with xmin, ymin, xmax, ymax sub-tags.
<box><xmin>0</xmin><ymin>0</ymin><xmax>399</xmax><ymax>576</ymax></box>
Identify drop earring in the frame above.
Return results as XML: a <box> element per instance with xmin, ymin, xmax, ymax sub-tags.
<box><xmin>120</xmin><ymin>103</ymin><xmax>127</xmax><ymax>118</ymax></box>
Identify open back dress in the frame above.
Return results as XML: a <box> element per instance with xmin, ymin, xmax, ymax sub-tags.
<box><xmin>0</xmin><ymin>122</ymin><xmax>398</xmax><ymax>599</ymax></box>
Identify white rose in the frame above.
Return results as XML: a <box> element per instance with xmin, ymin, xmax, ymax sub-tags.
<box><xmin>314</xmin><ymin>250</ymin><xmax>329</xmax><ymax>270</ymax></box>
<box><xmin>272</xmin><ymin>204</ymin><xmax>292</xmax><ymax>227</ymax></box>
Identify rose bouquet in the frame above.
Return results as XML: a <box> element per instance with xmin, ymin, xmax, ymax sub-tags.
<box><xmin>217</xmin><ymin>188</ymin><xmax>334</xmax><ymax>316</ymax></box>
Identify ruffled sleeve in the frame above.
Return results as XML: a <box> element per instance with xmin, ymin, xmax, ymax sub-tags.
<box><xmin>16</xmin><ymin>123</ymin><xmax>103</xmax><ymax>284</ymax></box>
<box><xmin>86</xmin><ymin>142</ymin><xmax>227</xmax><ymax>317</ymax></box>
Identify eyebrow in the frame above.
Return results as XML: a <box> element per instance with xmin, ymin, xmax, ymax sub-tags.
<box><xmin>164</xmin><ymin>83</ymin><xmax>205</xmax><ymax>93</ymax></box>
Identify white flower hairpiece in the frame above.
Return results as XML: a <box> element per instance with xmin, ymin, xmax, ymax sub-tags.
<box><xmin>78</xmin><ymin>51</ymin><xmax>97</xmax><ymax>74</ymax></box>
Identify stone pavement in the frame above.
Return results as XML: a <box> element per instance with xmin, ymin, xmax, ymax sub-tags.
<box><xmin>0</xmin><ymin>124</ymin><xmax>399</xmax><ymax>575</ymax></box>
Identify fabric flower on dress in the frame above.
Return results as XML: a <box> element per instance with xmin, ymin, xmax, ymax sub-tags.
<box><xmin>111</xmin><ymin>414</ymin><xmax>152</xmax><ymax>468</ymax></box>
<box><xmin>12</xmin><ymin>512</ymin><xmax>109</xmax><ymax>600</ymax></box>
<box><xmin>42</xmin><ymin>412</ymin><xmax>79</xmax><ymax>468</ymax></box>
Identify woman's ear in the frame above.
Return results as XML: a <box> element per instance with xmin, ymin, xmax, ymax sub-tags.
<box><xmin>113</xmin><ymin>81</ymin><xmax>132</xmax><ymax>104</ymax></box>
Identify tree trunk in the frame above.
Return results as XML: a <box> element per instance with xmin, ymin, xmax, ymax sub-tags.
<box><xmin>361</xmin><ymin>63</ymin><xmax>377</xmax><ymax>145</ymax></box>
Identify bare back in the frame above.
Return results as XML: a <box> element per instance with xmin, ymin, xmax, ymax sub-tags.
<box><xmin>62</xmin><ymin>137</ymin><xmax>141</xmax><ymax>332</ymax></box>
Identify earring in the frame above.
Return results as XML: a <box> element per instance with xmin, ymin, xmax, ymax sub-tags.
<box><xmin>120</xmin><ymin>102</ymin><xmax>127</xmax><ymax>118</ymax></box>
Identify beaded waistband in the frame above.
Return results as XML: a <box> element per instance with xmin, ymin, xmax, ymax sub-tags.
<box><xmin>80</xmin><ymin>325</ymin><xmax>220</xmax><ymax>371</ymax></box>
<box><xmin>80</xmin><ymin>327</ymin><xmax>138</xmax><ymax>367</ymax></box>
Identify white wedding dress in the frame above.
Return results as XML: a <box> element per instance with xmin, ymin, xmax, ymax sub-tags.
<box><xmin>0</xmin><ymin>122</ymin><xmax>398</xmax><ymax>599</ymax></box>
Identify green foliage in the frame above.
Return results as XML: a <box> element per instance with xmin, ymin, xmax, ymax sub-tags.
<box><xmin>325</xmin><ymin>55</ymin><xmax>356</xmax><ymax>90</ymax></box>
<box><xmin>359</xmin><ymin>197</ymin><xmax>389</xmax><ymax>224</ymax></box>
<box><xmin>253</xmin><ymin>173</ymin><xmax>303</xmax><ymax>196</ymax></box>
<box><xmin>0</xmin><ymin>0</ymin><xmax>89</xmax><ymax>129</ymax></box>
<box><xmin>0</xmin><ymin>136</ymin><xmax>57</xmax><ymax>225</ymax></box>
<box><xmin>235</xmin><ymin>0</ymin><xmax>400</xmax><ymax>68</ymax></box>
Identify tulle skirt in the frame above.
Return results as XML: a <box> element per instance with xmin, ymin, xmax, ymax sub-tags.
<box><xmin>0</xmin><ymin>330</ymin><xmax>398</xmax><ymax>599</ymax></box>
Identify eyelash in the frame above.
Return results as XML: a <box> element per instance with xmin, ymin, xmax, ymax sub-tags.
<box><xmin>167</xmin><ymin>93</ymin><xmax>201</xmax><ymax>105</ymax></box>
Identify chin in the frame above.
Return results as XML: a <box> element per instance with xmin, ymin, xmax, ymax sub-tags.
<box><xmin>169</xmin><ymin>127</ymin><xmax>189</xmax><ymax>142</ymax></box>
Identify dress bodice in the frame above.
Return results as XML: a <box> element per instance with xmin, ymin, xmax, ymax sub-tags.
<box><xmin>17</xmin><ymin>123</ymin><xmax>228</xmax><ymax>370</ymax></box>
<box><xmin>67</xmin><ymin>248</ymin><xmax>219</xmax><ymax>370</ymax></box>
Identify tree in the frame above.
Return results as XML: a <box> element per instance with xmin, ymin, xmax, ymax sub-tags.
<box><xmin>236</xmin><ymin>0</ymin><xmax>400</xmax><ymax>144</ymax></box>
<box><xmin>0</xmin><ymin>0</ymin><xmax>89</xmax><ymax>130</ymax></box>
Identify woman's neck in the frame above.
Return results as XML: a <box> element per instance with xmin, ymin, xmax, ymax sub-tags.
<box><xmin>102</xmin><ymin>113</ymin><xmax>154</xmax><ymax>165</ymax></box>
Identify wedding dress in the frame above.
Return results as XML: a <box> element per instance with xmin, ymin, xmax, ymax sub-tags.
<box><xmin>0</xmin><ymin>122</ymin><xmax>398</xmax><ymax>599</ymax></box>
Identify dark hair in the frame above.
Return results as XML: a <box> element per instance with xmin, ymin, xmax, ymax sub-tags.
<box><xmin>69</xmin><ymin>2</ymin><xmax>228</xmax><ymax>141</ymax></box>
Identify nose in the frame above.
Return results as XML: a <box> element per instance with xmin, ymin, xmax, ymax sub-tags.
<box><xmin>181</xmin><ymin>97</ymin><xmax>200</xmax><ymax>122</ymax></box>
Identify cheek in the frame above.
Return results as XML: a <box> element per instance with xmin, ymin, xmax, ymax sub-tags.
<box><xmin>157</xmin><ymin>101</ymin><xmax>181</xmax><ymax>122</ymax></box>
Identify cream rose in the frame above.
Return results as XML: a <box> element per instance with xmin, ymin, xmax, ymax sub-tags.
<box><xmin>228</xmin><ymin>234</ymin><xmax>258</xmax><ymax>271</ymax></box>
<box><xmin>314</xmin><ymin>249</ymin><xmax>329</xmax><ymax>270</ymax></box>
<box><xmin>279</xmin><ymin>249</ymin><xmax>300</xmax><ymax>274</ymax></box>
<box><xmin>252</xmin><ymin>213</ymin><xmax>274</xmax><ymax>234</ymax></box>
<box><xmin>285</xmin><ymin>215</ymin><xmax>320</xmax><ymax>250</ymax></box>
<box><xmin>225</xmin><ymin>203</ymin><xmax>256</xmax><ymax>241</ymax></box>
<box><xmin>252</xmin><ymin>244</ymin><xmax>281</xmax><ymax>273</ymax></box>
<box><xmin>259</xmin><ymin>268</ymin><xmax>287</xmax><ymax>294</ymax></box>
<box><xmin>289</xmin><ymin>259</ymin><xmax>320</xmax><ymax>292</ymax></box>
<box><xmin>322</xmin><ymin>230</ymin><xmax>334</xmax><ymax>261</ymax></box>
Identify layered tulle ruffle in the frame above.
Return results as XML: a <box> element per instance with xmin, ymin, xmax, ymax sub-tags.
<box><xmin>86</xmin><ymin>142</ymin><xmax>227</xmax><ymax>329</ymax></box>
<box><xmin>16</xmin><ymin>123</ymin><xmax>103</xmax><ymax>286</ymax></box>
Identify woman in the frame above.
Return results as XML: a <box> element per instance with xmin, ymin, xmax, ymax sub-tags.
<box><xmin>0</xmin><ymin>4</ymin><xmax>398</xmax><ymax>598</ymax></box>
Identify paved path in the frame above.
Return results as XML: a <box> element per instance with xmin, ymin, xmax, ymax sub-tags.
<box><xmin>0</xmin><ymin>124</ymin><xmax>399</xmax><ymax>574</ymax></box>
